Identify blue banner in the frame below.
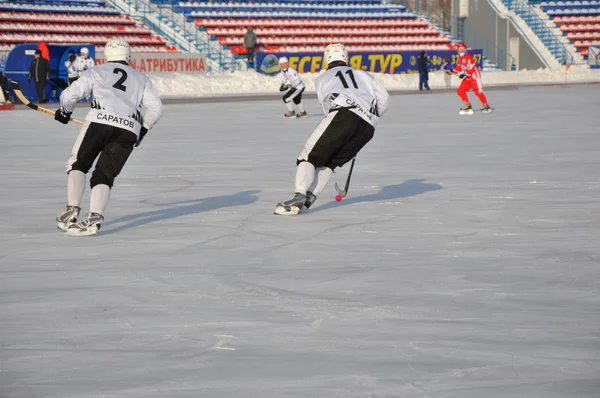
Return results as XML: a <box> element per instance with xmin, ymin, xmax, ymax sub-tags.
<box><xmin>4</xmin><ymin>44</ymin><xmax>94</xmax><ymax>101</ymax></box>
<box><xmin>257</xmin><ymin>50</ymin><xmax>484</xmax><ymax>75</ymax></box>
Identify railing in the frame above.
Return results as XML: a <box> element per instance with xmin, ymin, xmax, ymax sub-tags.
<box><xmin>504</xmin><ymin>0</ymin><xmax>573</xmax><ymax>65</ymax></box>
<box><xmin>464</xmin><ymin>23</ymin><xmax>518</xmax><ymax>70</ymax></box>
<box><xmin>401</xmin><ymin>0</ymin><xmax>517</xmax><ymax>70</ymax></box>
<box><xmin>107</xmin><ymin>0</ymin><xmax>244</xmax><ymax>72</ymax></box>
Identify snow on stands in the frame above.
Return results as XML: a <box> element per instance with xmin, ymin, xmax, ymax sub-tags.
<box><xmin>150</xmin><ymin>66</ymin><xmax>600</xmax><ymax>98</ymax></box>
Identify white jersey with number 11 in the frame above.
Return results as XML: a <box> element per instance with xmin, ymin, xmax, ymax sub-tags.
<box><xmin>315</xmin><ymin>66</ymin><xmax>390</xmax><ymax>127</ymax></box>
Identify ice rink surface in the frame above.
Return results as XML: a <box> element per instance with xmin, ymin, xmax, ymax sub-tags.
<box><xmin>1</xmin><ymin>85</ymin><xmax>599</xmax><ymax>398</ymax></box>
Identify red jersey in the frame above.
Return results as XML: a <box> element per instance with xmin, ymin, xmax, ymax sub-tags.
<box><xmin>454</xmin><ymin>53</ymin><xmax>481</xmax><ymax>79</ymax></box>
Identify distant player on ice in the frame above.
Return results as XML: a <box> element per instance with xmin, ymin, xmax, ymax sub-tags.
<box><xmin>279</xmin><ymin>57</ymin><xmax>307</xmax><ymax>118</ymax></box>
<box><xmin>55</xmin><ymin>39</ymin><xmax>164</xmax><ymax>236</ymax></box>
<box><xmin>275</xmin><ymin>43</ymin><xmax>390</xmax><ymax>215</ymax></box>
<box><xmin>453</xmin><ymin>43</ymin><xmax>492</xmax><ymax>115</ymax></box>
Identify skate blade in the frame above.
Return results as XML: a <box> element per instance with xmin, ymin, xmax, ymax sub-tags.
<box><xmin>65</xmin><ymin>226</ymin><xmax>99</xmax><ymax>236</ymax></box>
<box><xmin>57</xmin><ymin>222</ymin><xmax>73</xmax><ymax>232</ymax></box>
<box><xmin>482</xmin><ymin>109</ymin><xmax>493</xmax><ymax>114</ymax></box>
<box><xmin>459</xmin><ymin>110</ymin><xmax>474</xmax><ymax>115</ymax></box>
<box><xmin>296</xmin><ymin>114</ymin><xmax>308</xmax><ymax>118</ymax></box>
<box><xmin>274</xmin><ymin>204</ymin><xmax>302</xmax><ymax>216</ymax></box>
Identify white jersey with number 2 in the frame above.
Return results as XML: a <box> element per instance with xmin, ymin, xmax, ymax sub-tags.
<box><xmin>60</xmin><ymin>62</ymin><xmax>163</xmax><ymax>137</ymax></box>
<box><xmin>315</xmin><ymin>66</ymin><xmax>389</xmax><ymax>127</ymax></box>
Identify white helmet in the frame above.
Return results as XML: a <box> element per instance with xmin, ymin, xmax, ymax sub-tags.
<box><xmin>80</xmin><ymin>47</ymin><xmax>89</xmax><ymax>55</ymax></box>
<box><xmin>278</xmin><ymin>56</ymin><xmax>288</xmax><ymax>65</ymax></box>
<box><xmin>104</xmin><ymin>39</ymin><xmax>131</xmax><ymax>63</ymax></box>
<box><xmin>324</xmin><ymin>43</ymin><xmax>348</xmax><ymax>65</ymax></box>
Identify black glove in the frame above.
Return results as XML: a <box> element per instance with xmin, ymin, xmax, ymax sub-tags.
<box><xmin>445</xmin><ymin>70</ymin><xmax>453</xmax><ymax>76</ymax></box>
<box><xmin>54</xmin><ymin>108</ymin><xmax>72</xmax><ymax>124</ymax></box>
<box><xmin>279</xmin><ymin>84</ymin><xmax>290</xmax><ymax>92</ymax></box>
<box><xmin>135</xmin><ymin>126</ymin><xmax>148</xmax><ymax>147</ymax></box>
<box><xmin>459</xmin><ymin>73</ymin><xmax>467</xmax><ymax>79</ymax></box>
<box><xmin>69</xmin><ymin>54</ymin><xmax>77</xmax><ymax>62</ymax></box>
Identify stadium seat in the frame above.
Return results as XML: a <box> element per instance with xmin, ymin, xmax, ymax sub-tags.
<box><xmin>0</xmin><ymin>2</ymin><xmax>177</xmax><ymax>54</ymax></box>
<box><xmin>179</xmin><ymin>1</ymin><xmax>453</xmax><ymax>57</ymax></box>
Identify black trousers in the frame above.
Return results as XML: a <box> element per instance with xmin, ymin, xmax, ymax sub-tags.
<box><xmin>68</xmin><ymin>122</ymin><xmax>137</xmax><ymax>189</ymax></box>
<box><xmin>283</xmin><ymin>87</ymin><xmax>304</xmax><ymax>105</ymax></box>
<box><xmin>246</xmin><ymin>46</ymin><xmax>255</xmax><ymax>62</ymax></box>
<box><xmin>35</xmin><ymin>81</ymin><xmax>47</xmax><ymax>102</ymax></box>
<box><xmin>298</xmin><ymin>108</ymin><xmax>374</xmax><ymax>170</ymax></box>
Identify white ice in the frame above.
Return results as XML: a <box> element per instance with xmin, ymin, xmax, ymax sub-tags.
<box><xmin>1</xmin><ymin>85</ymin><xmax>599</xmax><ymax>398</ymax></box>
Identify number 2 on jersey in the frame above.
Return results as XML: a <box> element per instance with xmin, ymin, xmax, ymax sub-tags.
<box><xmin>335</xmin><ymin>70</ymin><xmax>359</xmax><ymax>89</ymax></box>
<box><xmin>112</xmin><ymin>68</ymin><xmax>128</xmax><ymax>92</ymax></box>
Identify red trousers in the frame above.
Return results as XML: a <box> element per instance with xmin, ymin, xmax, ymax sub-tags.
<box><xmin>457</xmin><ymin>76</ymin><xmax>488</xmax><ymax>105</ymax></box>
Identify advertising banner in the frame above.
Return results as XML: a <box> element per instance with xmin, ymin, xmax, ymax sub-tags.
<box><xmin>95</xmin><ymin>52</ymin><xmax>208</xmax><ymax>75</ymax></box>
<box><xmin>257</xmin><ymin>50</ymin><xmax>483</xmax><ymax>75</ymax></box>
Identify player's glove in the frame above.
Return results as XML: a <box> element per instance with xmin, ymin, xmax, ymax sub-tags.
<box><xmin>279</xmin><ymin>84</ymin><xmax>291</xmax><ymax>92</ymax></box>
<box><xmin>458</xmin><ymin>73</ymin><xmax>467</xmax><ymax>79</ymax></box>
<box><xmin>445</xmin><ymin>70</ymin><xmax>453</xmax><ymax>76</ymax></box>
<box><xmin>135</xmin><ymin>126</ymin><xmax>148</xmax><ymax>147</ymax></box>
<box><xmin>54</xmin><ymin>107</ymin><xmax>72</xmax><ymax>124</ymax></box>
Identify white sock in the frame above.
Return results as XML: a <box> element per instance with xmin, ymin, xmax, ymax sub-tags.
<box><xmin>294</xmin><ymin>162</ymin><xmax>315</xmax><ymax>195</ymax></box>
<box><xmin>67</xmin><ymin>170</ymin><xmax>86</xmax><ymax>207</ymax></box>
<box><xmin>89</xmin><ymin>184</ymin><xmax>110</xmax><ymax>215</ymax></box>
<box><xmin>295</xmin><ymin>103</ymin><xmax>305</xmax><ymax>113</ymax></box>
<box><xmin>286</xmin><ymin>102</ymin><xmax>294</xmax><ymax>112</ymax></box>
<box><xmin>308</xmin><ymin>167</ymin><xmax>333</xmax><ymax>196</ymax></box>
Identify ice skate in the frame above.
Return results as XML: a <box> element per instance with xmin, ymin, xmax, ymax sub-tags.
<box><xmin>296</xmin><ymin>111</ymin><xmax>308</xmax><ymax>118</ymax></box>
<box><xmin>304</xmin><ymin>191</ymin><xmax>317</xmax><ymax>210</ymax></box>
<box><xmin>481</xmin><ymin>104</ymin><xmax>492</xmax><ymax>114</ymax></box>
<box><xmin>274</xmin><ymin>192</ymin><xmax>306</xmax><ymax>215</ymax></box>
<box><xmin>459</xmin><ymin>103</ymin><xmax>473</xmax><ymax>115</ymax></box>
<box><xmin>65</xmin><ymin>212</ymin><xmax>104</xmax><ymax>236</ymax></box>
<box><xmin>284</xmin><ymin>111</ymin><xmax>296</xmax><ymax>118</ymax></box>
<box><xmin>56</xmin><ymin>205</ymin><xmax>80</xmax><ymax>232</ymax></box>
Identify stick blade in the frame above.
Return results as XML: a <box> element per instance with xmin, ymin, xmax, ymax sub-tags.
<box><xmin>334</xmin><ymin>182</ymin><xmax>347</xmax><ymax>198</ymax></box>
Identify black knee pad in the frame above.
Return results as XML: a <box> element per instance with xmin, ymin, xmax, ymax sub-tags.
<box><xmin>70</xmin><ymin>165</ymin><xmax>90</xmax><ymax>174</ymax></box>
<box><xmin>293</xmin><ymin>97</ymin><xmax>301</xmax><ymax>105</ymax></box>
<box><xmin>90</xmin><ymin>169</ymin><xmax>114</xmax><ymax>189</ymax></box>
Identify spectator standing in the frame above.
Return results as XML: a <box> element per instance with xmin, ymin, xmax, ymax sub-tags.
<box><xmin>244</xmin><ymin>27</ymin><xmax>257</xmax><ymax>63</ymax></box>
<box><xmin>417</xmin><ymin>51</ymin><xmax>431</xmax><ymax>91</ymax></box>
<box><xmin>29</xmin><ymin>49</ymin><xmax>50</xmax><ymax>103</ymax></box>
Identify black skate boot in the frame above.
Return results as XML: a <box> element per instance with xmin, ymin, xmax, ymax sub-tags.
<box><xmin>274</xmin><ymin>193</ymin><xmax>307</xmax><ymax>215</ymax></box>
<box><xmin>296</xmin><ymin>111</ymin><xmax>308</xmax><ymax>118</ymax></box>
<box><xmin>304</xmin><ymin>191</ymin><xmax>317</xmax><ymax>210</ymax></box>
<box><xmin>66</xmin><ymin>212</ymin><xmax>104</xmax><ymax>236</ymax></box>
<box><xmin>481</xmin><ymin>104</ymin><xmax>492</xmax><ymax>113</ymax></box>
<box><xmin>459</xmin><ymin>103</ymin><xmax>473</xmax><ymax>115</ymax></box>
<box><xmin>284</xmin><ymin>111</ymin><xmax>296</xmax><ymax>118</ymax></box>
<box><xmin>56</xmin><ymin>205</ymin><xmax>81</xmax><ymax>232</ymax></box>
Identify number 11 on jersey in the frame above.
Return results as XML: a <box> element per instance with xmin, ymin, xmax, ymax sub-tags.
<box><xmin>335</xmin><ymin>70</ymin><xmax>359</xmax><ymax>89</ymax></box>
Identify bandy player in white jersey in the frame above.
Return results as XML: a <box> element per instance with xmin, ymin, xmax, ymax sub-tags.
<box><xmin>278</xmin><ymin>57</ymin><xmax>307</xmax><ymax>118</ymax></box>
<box><xmin>55</xmin><ymin>39</ymin><xmax>164</xmax><ymax>236</ymax></box>
<box><xmin>275</xmin><ymin>43</ymin><xmax>390</xmax><ymax>215</ymax></box>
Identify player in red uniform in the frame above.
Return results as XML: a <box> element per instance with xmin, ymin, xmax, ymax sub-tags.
<box><xmin>453</xmin><ymin>43</ymin><xmax>491</xmax><ymax>115</ymax></box>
